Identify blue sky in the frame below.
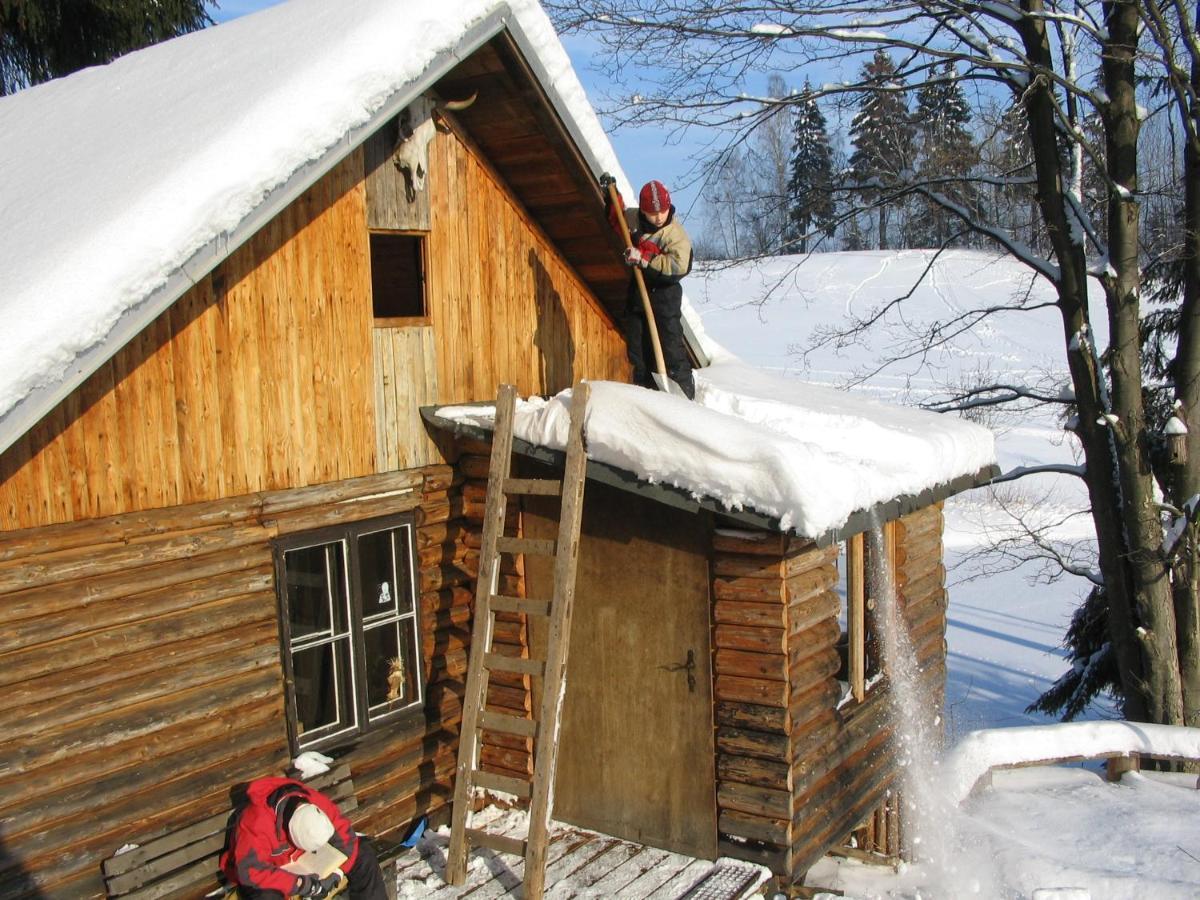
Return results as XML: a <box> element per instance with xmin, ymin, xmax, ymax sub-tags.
<box><xmin>209</xmin><ymin>0</ymin><xmax>710</xmax><ymax>220</ymax></box>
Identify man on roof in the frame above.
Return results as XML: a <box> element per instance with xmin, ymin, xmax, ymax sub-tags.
<box><xmin>607</xmin><ymin>178</ymin><xmax>696</xmax><ymax>399</ymax></box>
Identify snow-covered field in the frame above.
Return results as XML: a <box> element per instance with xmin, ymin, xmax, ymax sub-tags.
<box><xmin>691</xmin><ymin>249</ymin><xmax>1200</xmax><ymax>899</ymax></box>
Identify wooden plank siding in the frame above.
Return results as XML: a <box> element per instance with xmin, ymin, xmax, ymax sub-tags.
<box><xmin>0</xmin><ymin>151</ymin><xmax>377</xmax><ymax>531</ymax></box>
<box><xmin>423</xmin><ymin>125</ymin><xmax>629</xmax><ymax>405</ymax></box>
<box><xmin>0</xmin><ymin>117</ymin><xmax>630</xmax><ymax>532</ymax></box>
<box><xmin>710</xmin><ymin>504</ymin><xmax>948</xmax><ymax>882</ymax></box>
<box><xmin>0</xmin><ymin>467</ymin><xmax>468</xmax><ymax>898</ymax></box>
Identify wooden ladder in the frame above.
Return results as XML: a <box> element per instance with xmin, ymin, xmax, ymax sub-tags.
<box><xmin>445</xmin><ymin>381</ymin><xmax>589</xmax><ymax>899</ymax></box>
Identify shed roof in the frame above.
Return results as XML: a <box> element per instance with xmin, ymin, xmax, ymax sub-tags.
<box><xmin>429</xmin><ymin>360</ymin><xmax>999</xmax><ymax>543</ymax></box>
<box><xmin>0</xmin><ymin>0</ymin><xmax>678</xmax><ymax>458</ymax></box>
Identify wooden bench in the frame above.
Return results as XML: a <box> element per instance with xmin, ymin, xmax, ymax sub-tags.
<box><xmin>102</xmin><ymin>764</ymin><xmax>408</xmax><ymax>900</ymax></box>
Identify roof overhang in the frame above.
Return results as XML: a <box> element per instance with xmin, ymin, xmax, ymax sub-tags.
<box><xmin>421</xmin><ymin>403</ymin><xmax>1001</xmax><ymax>547</ymax></box>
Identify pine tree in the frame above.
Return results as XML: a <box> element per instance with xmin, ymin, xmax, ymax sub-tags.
<box><xmin>848</xmin><ymin>49</ymin><xmax>916</xmax><ymax>249</ymax></box>
<box><xmin>785</xmin><ymin>82</ymin><xmax>836</xmax><ymax>254</ymax></box>
<box><xmin>1</xmin><ymin>0</ymin><xmax>214</xmax><ymax>95</ymax></box>
<box><xmin>912</xmin><ymin>61</ymin><xmax>978</xmax><ymax>247</ymax></box>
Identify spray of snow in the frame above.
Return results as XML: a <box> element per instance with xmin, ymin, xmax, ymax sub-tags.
<box><xmin>868</xmin><ymin>515</ymin><xmax>996</xmax><ymax>898</ymax></box>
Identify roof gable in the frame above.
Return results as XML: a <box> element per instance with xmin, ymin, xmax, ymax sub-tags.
<box><xmin>0</xmin><ymin>0</ymin><xmax>639</xmax><ymax>458</ymax></box>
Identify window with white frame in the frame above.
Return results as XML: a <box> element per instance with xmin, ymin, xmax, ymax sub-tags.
<box><xmin>275</xmin><ymin>514</ymin><xmax>423</xmax><ymax>751</ymax></box>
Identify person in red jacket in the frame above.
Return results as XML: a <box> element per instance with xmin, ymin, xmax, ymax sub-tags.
<box><xmin>221</xmin><ymin>776</ymin><xmax>387</xmax><ymax>900</ymax></box>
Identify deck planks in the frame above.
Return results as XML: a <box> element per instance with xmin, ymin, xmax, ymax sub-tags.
<box><xmin>395</xmin><ymin>807</ymin><xmax>765</xmax><ymax>899</ymax></box>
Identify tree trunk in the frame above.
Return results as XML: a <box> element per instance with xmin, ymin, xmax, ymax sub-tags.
<box><xmin>1099</xmin><ymin>0</ymin><xmax>1183</xmax><ymax>725</ymax></box>
<box><xmin>1168</xmin><ymin>18</ymin><xmax>1200</xmax><ymax>727</ymax></box>
<box><xmin>878</xmin><ymin>204</ymin><xmax>889</xmax><ymax>250</ymax></box>
<box><xmin>1018</xmin><ymin>0</ymin><xmax>1156</xmax><ymax>721</ymax></box>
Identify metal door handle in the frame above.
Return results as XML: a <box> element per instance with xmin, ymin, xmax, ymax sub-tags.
<box><xmin>661</xmin><ymin>649</ymin><xmax>697</xmax><ymax>693</ymax></box>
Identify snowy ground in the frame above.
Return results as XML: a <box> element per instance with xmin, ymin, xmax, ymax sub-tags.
<box><xmin>691</xmin><ymin>249</ymin><xmax>1199</xmax><ymax>899</ymax></box>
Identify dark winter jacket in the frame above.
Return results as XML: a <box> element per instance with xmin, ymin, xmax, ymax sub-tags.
<box><xmin>622</xmin><ymin>206</ymin><xmax>693</xmax><ymax>290</ymax></box>
<box><xmin>220</xmin><ymin>777</ymin><xmax>359</xmax><ymax>895</ymax></box>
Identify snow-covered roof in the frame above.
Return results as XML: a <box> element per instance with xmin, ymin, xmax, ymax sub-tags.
<box><xmin>434</xmin><ymin>357</ymin><xmax>997</xmax><ymax>540</ymax></box>
<box><xmin>0</xmin><ymin>0</ymin><xmax>637</xmax><ymax>457</ymax></box>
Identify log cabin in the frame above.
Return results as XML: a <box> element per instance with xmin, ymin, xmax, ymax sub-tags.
<box><xmin>0</xmin><ymin>0</ymin><xmax>997</xmax><ymax>896</ymax></box>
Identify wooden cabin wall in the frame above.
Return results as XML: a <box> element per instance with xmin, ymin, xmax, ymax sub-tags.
<box><xmin>787</xmin><ymin>503</ymin><xmax>947</xmax><ymax>880</ymax></box>
<box><xmin>1</xmin><ymin>124</ymin><xmax>632</xmax><ymax>533</ymax></box>
<box><xmin>424</xmin><ymin>126</ymin><xmax>630</xmax><ymax>402</ymax></box>
<box><xmin>709</xmin><ymin>530</ymin><xmax>840</xmax><ymax>873</ymax></box>
<box><xmin>0</xmin><ymin>152</ymin><xmax>376</xmax><ymax>532</ymax></box>
<box><xmin>0</xmin><ymin>466</ymin><xmax>473</xmax><ymax>898</ymax></box>
<box><xmin>709</xmin><ymin>504</ymin><xmax>948</xmax><ymax>883</ymax></box>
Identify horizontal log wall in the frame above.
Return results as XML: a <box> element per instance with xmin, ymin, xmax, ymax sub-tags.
<box><xmin>710</xmin><ymin>504</ymin><xmax>948</xmax><ymax>883</ymax></box>
<box><xmin>711</xmin><ymin>529</ymin><xmax>838</xmax><ymax>872</ymax></box>
<box><xmin>0</xmin><ymin>467</ymin><xmax>472</xmax><ymax>899</ymax></box>
<box><xmin>0</xmin><ymin>152</ymin><xmax>376</xmax><ymax>532</ymax></box>
<box><xmin>788</xmin><ymin>503</ymin><xmax>948</xmax><ymax>880</ymax></box>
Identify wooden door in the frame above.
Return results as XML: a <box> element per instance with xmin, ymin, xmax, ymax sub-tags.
<box><xmin>523</xmin><ymin>480</ymin><xmax>718</xmax><ymax>858</ymax></box>
<box><xmin>372</xmin><ymin>324</ymin><xmax>440</xmax><ymax>470</ymax></box>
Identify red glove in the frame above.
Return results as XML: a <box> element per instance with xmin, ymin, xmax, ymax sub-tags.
<box><xmin>635</xmin><ymin>237</ymin><xmax>661</xmax><ymax>261</ymax></box>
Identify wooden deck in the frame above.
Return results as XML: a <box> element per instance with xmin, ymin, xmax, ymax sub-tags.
<box><xmin>394</xmin><ymin>806</ymin><xmax>768</xmax><ymax>899</ymax></box>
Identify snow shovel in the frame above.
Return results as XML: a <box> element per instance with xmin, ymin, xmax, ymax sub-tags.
<box><xmin>603</xmin><ymin>180</ymin><xmax>689</xmax><ymax>398</ymax></box>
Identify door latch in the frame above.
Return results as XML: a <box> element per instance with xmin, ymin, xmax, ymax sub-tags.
<box><xmin>661</xmin><ymin>649</ymin><xmax>697</xmax><ymax>693</ymax></box>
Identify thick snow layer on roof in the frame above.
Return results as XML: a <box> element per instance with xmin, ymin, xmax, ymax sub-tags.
<box><xmin>944</xmin><ymin>721</ymin><xmax>1200</xmax><ymax>803</ymax></box>
<box><xmin>438</xmin><ymin>356</ymin><xmax>995</xmax><ymax>537</ymax></box>
<box><xmin>0</xmin><ymin>0</ymin><xmax>632</xmax><ymax>429</ymax></box>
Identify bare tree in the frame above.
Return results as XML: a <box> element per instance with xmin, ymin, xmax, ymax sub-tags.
<box><xmin>546</xmin><ymin>0</ymin><xmax>1200</xmax><ymax>727</ymax></box>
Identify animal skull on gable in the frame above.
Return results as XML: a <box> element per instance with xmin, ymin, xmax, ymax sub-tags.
<box><xmin>392</xmin><ymin>91</ymin><xmax>478</xmax><ymax>202</ymax></box>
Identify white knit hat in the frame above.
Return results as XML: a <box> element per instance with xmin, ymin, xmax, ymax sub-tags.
<box><xmin>288</xmin><ymin>803</ymin><xmax>335</xmax><ymax>852</ymax></box>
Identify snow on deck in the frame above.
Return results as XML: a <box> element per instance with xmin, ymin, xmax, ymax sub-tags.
<box><xmin>438</xmin><ymin>358</ymin><xmax>995</xmax><ymax>538</ymax></box>
<box><xmin>394</xmin><ymin>805</ymin><xmax>768</xmax><ymax>898</ymax></box>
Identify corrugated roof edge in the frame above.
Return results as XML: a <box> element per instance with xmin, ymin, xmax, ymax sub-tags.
<box><xmin>421</xmin><ymin>402</ymin><xmax>1000</xmax><ymax>546</ymax></box>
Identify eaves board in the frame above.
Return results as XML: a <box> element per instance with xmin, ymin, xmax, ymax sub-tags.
<box><xmin>421</xmin><ymin>403</ymin><xmax>1000</xmax><ymax>547</ymax></box>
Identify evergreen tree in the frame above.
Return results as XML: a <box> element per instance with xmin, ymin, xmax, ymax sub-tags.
<box><xmin>1</xmin><ymin>0</ymin><xmax>213</xmax><ymax>95</ymax></box>
<box><xmin>848</xmin><ymin>49</ymin><xmax>916</xmax><ymax>249</ymax></box>
<box><xmin>912</xmin><ymin>61</ymin><xmax>979</xmax><ymax>247</ymax></box>
<box><xmin>785</xmin><ymin>82</ymin><xmax>836</xmax><ymax>253</ymax></box>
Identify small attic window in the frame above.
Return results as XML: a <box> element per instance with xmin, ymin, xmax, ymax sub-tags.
<box><xmin>370</xmin><ymin>232</ymin><xmax>426</xmax><ymax>321</ymax></box>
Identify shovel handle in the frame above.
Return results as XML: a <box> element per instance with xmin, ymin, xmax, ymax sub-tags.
<box><xmin>606</xmin><ymin>183</ymin><xmax>669</xmax><ymax>381</ymax></box>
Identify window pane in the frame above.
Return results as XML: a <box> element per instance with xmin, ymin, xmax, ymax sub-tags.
<box><xmin>358</xmin><ymin>529</ymin><xmax>398</xmax><ymax>619</ymax></box>
<box><xmin>285</xmin><ymin>543</ymin><xmax>349</xmax><ymax>640</ymax></box>
<box><xmin>293</xmin><ymin>638</ymin><xmax>355</xmax><ymax>744</ymax></box>
<box><xmin>365</xmin><ymin>617</ymin><xmax>420</xmax><ymax>718</ymax></box>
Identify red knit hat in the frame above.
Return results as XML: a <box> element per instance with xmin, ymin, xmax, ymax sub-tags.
<box><xmin>639</xmin><ymin>180</ymin><xmax>671</xmax><ymax>214</ymax></box>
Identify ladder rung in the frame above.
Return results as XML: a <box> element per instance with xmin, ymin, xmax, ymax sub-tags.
<box><xmin>473</xmin><ymin>769</ymin><xmax>533</xmax><ymax>799</ymax></box>
<box><xmin>490</xmin><ymin>594</ymin><xmax>552</xmax><ymax>617</ymax></box>
<box><xmin>496</xmin><ymin>536</ymin><xmax>557</xmax><ymax>556</ymax></box>
<box><xmin>504</xmin><ymin>477</ymin><xmax>562</xmax><ymax>496</ymax></box>
<box><xmin>479</xmin><ymin>709</ymin><xmax>538</xmax><ymax>738</ymax></box>
<box><xmin>485</xmin><ymin>653</ymin><xmax>546</xmax><ymax>677</ymax></box>
<box><xmin>467</xmin><ymin>828</ymin><xmax>528</xmax><ymax>858</ymax></box>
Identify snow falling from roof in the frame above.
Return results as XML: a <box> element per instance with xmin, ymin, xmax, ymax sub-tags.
<box><xmin>438</xmin><ymin>357</ymin><xmax>995</xmax><ymax>538</ymax></box>
<box><xmin>0</xmin><ymin>0</ymin><xmax>634</xmax><ymax>426</ymax></box>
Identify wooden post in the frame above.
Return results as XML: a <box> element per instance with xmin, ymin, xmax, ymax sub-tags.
<box><xmin>848</xmin><ymin>533</ymin><xmax>866</xmax><ymax>702</ymax></box>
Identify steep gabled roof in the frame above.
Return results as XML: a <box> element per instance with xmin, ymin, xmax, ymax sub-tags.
<box><xmin>0</xmin><ymin>0</ymin><xmax>681</xmax><ymax>457</ymax></box>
